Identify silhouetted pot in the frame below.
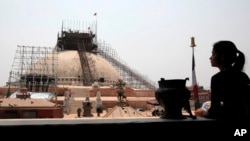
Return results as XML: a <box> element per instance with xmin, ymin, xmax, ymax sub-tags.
<box><xmin>155</xmin><ymin>78</ymin><xmax>190</xmax><ymax>119</ymax></box>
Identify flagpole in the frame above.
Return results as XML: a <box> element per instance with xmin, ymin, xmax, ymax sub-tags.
<box><xmin>190</xmin><ymin>37</ymin><xmax>200</xmax><ymax>109</ymax></box>
<box><xmin>93</xmin><ymin>13</ymin><xmax>97</xmax><ymax>44</ymax></box>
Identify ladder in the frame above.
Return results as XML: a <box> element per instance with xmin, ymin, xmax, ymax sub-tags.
<box><xmin>77</xmin><ymin>40</ymin><xmax>94</xmax><ymax>85</ymax></box>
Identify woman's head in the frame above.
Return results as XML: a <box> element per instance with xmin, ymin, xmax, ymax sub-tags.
<box><xmin>210</xmin><ymin>40</ymin><xmax>245</xmax><ymax>71</ymax></box>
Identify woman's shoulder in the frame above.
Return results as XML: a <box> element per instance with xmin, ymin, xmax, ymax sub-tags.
<box><xmin>211</xmin><ymin>72</ymin><xmax>228</xmax><ymax>85</ymax></box>
<box><xmin>212</xmin><ymin>70</ymin><xmax>250</xmax><ymax>83</ymax></box>
<box><xmin>239</xmin><ymin>71</ymin><xmax>250</xmax><ymax>83</ymax></box>
<box><xmin>211</xmin><ymin>71</ymin><xmax>227</xmax><ymax>79</ymax></box>
<box><xmin>240</xmin><ymin>71</ymin><xmax>250</xmax><ymax>78</ymax></box>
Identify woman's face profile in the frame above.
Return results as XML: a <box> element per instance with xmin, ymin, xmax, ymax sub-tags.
<box><xmin>210</xmin><ymin>50</ymin><xmax>220</xmax><ymax>68</ymax></box>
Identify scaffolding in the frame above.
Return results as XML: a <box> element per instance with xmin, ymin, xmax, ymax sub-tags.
<box><xmin>55</xmin><ymin>25</ymin><xmax>157</xmax><ymax>89</ymax></box>
<box><xmin>8</xmin><ymin>21</ymin><xmax>157</xmax><ymax>91</ymax></box>
<box><xmin>97</xmin><ymin>41</ymin><xmax>157</xmax><ymax>90</ymax></box>
<box><xmin>9</xmin><ymin>45</ymin><xmax>58</xmax><ymax>93</ymax></box>
<box><xmin>56</xmin><ymin>22</ymin><xmax>98</xmax><ymax>85</ymax></box>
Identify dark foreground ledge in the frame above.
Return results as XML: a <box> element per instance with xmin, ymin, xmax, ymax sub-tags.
<box><xmin>0</xmin><ymin>117</ymin><xmax>249</xmax><ymax>139</ymax></box>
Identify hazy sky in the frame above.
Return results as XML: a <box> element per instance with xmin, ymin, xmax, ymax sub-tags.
<box><xmin>1</xmin><ymin>0</ymin><xmax>250</xmax><ymax>89</ymax></box>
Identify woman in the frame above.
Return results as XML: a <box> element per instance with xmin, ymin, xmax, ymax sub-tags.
<box><xmin>195</xmin><ymin>40</ymin><xmax>250</xmax><ymax>120</ymax></box>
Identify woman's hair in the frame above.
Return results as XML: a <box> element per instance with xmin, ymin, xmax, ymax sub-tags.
<box><xmin>213</xmin><ymin>40</ymin><xmax>245</xmax><ymax>71</ymax></box>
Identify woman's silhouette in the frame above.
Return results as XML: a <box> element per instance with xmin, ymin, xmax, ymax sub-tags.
<box><xmin>195</xmin><ymin>40</ymin><xmax>250</xmax><ymax>121</ymax></box>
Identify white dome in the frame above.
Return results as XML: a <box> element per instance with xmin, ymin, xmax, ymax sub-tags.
<box><xmin>56</xmin><ymin>50</ymin><xmax>121</xmax><ymax>85</ymax></box>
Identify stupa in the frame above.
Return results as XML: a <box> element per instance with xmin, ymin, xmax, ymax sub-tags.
<box><xmin>1</xmin><ymin>21</ymin><xmax>157</xmax><ymax>117</ymax></box>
